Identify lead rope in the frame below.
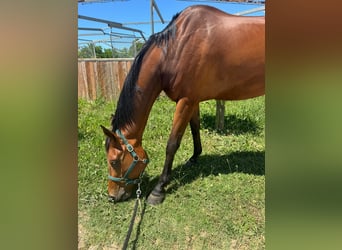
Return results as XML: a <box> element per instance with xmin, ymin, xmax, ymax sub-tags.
<box><xmin>122</xmin><ymin>182</ymin><xmax>142</xmax><ymax>250</ymax></box>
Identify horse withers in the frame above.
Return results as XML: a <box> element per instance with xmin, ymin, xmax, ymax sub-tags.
<box><xmin>101</xmin><ymin>5</ymin><xmax>265</xmax><ymax>204</ymax></box>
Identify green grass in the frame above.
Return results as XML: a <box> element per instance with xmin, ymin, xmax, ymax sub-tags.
<box><xmin>78</xmin><ymin>96</ymin><xmax>265</xmax><ymax>249</ymax></box>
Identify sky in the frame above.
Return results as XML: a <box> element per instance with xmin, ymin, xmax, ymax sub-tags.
<box><xmin>78</xmin><ymin>0</ymin><xmax>265</xmax><ymax>50</ymax></box>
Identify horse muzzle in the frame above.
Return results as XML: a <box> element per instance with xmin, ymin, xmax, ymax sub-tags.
<box><xmin>108</xmin><ymin>187</ymin><xmax>132</xmax><ymax>203</ymax></box>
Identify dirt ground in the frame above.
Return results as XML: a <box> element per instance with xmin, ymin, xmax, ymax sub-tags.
<box><xmin>78</xmin><ymin>211</ymin><xmax>121</xmax><ymax>250</ymax></box>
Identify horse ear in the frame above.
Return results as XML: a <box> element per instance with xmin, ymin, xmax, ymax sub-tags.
<box><xmin>101</xmin><ymin>125</ymin><xmax>123</xmax><ymax>151</ymax></box>
<box><xmin>100</xmin><ymin>125</ymin><xmax>117</xmax><ymax>141</ymax></box>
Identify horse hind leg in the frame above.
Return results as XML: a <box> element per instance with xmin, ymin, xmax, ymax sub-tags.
<box><xmin>186</xmin><ymin>104</ymin><xmax>202</xmax><ymax>166</ymax></box>
<box><xmin>147</xmin><ymin>98</ymin><xmax>196</xmax><ymax>205</ymax></box>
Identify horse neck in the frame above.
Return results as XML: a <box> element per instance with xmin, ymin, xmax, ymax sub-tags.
<box><xmin>121</xmin><ymin>50</ymin><xmax>163</xmax><ymax>145</ymax></box>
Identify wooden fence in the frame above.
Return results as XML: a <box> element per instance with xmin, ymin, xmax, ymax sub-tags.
<box><xmin>78</xmin><ymin>58</ymin><xmax>134</xmax><ymax>101</ymax></box>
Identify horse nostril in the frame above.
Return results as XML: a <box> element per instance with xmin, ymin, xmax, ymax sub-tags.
<box><xmin>108</xmin><ymin>195</ymin><xmax>116</xmax><ymax>203</ymax></box>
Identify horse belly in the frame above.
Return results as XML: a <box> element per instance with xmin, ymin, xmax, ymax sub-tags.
<box><xmin>194</xmin><ymin>63</ymin><xmax>264</xmax><ymax>101</ymax></box>
<box><xmin>200</xmin><ymin>43</ymin><xmax>264</xmax><ymax>99</ymax></box>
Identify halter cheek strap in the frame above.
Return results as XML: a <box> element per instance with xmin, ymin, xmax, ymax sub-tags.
<box><xmin>108</xmin><ymin>130</ymin><xmax>149</xmax><ymax>185</ymax></box>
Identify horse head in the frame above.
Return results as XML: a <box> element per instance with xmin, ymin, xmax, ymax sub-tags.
<box><xmin>101</xmin><ymin>125</ymin><xmax>149</xmax><ymax>202</ymax></box>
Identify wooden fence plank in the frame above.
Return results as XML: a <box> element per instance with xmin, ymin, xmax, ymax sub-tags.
<box><xmin>78</xmin><ymin>58</ymin><xmax>134</xmax><ymax>101</ymax></box>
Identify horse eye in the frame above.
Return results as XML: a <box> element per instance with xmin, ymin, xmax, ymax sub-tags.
<box><xmin>110</xmin><ymin>160</ymin><xmax>120</xmax><ymax>169</ymax></box>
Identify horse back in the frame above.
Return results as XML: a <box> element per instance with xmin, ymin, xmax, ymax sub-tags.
<box><xmin>161</xmin><ymin>5</ymin><xmax>265</xmax><ymax>101</ymax></box>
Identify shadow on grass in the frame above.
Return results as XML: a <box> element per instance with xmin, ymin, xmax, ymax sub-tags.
<box><xmin>143</xmin><ymin>151</ymin><xmax>264</xmax><ymax>197</ymax></box>
<box><xmin>201</xmin><ymin>113</ymin><xmax>261</xmax><ymax>135</ymax></box>
<box><xmin>128</xmin><ymin>151</ymin><xmax>264</xmax><ymax>248</ymax></box>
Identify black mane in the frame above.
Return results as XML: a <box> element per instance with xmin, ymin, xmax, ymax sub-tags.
<box><xmin>111</xmin><ymin>12</ymin><xmax>181</xmax><ymax>131</ymax></box>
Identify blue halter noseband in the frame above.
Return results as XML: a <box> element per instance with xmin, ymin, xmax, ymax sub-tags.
<box><xmin>108</xmin><ymin>130</ymin><xmax>149</xmax><ymax>185</ymax></box>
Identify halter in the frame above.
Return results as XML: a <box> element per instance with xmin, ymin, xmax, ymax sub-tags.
<box><xmin>108</xmin><ymin>129</ymin><xmax>149</xmax><ymax>185</ymax></box>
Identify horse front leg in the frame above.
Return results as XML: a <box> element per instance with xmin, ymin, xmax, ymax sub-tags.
<box><xmin>147</xmin><ymin>98</ymin><xmax>195</xmax><ymax>205</ymax></box>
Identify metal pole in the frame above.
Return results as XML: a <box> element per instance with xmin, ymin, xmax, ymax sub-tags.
<box><xmin>152</xmin><ymin>0</ymin><xmax>165</xmax><ymax>24</ymax></box>
<box><xmin>110</xmin><ymin>28</ymin><xmax>115</xmax><ymax>58</ymax></box>
<box><xmin>150</xmin><ymin>0</ymin><xmax>154</xmax><ymax>35</ymax></box>
<box><xmin>234</xmin><ymin>6</ymin><xmax>265</xmax><ymax>16</ymax></box>
<box><xmin>92</xmin><ymin>42</ymin><xmax>96</xmax><ymax>58</ymax></box>
<box><xmin>133</xmin><ymin>39</ymin><xmax>137</xmax><ymax>57</ymax></box>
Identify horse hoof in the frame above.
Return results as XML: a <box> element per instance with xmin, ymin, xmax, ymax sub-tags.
<box><xmin>147</xmin><ymin>192</ymin><xmax>165</xmax><ymax>205</ymax></box>
<box><xmin>185</xmin><ymin>157</ymin><xmax>197</xmax><ymax>167</ymax></box>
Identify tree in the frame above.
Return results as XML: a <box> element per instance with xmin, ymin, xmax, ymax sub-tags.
<box><xmin>78</xmin><ymin>44</ymin><xmax>114</xmax><ymax>58</ymax></box>
<box><xmin>94</xmin><ymin>46</ymin><xmax>103</xmax><ymax>58</ymax></box>
<box><xmin>78</xmin><ymin>42</ymin><xmax>145</xmax><ymax>58</ymax></box>
<box><xmin>103</xmin><ymin>48</ymin><xmax>113</xmax><ymax>58</ymax></box>
<box><xmin>128</xmin><ymin>39</ymin><xmax>145</xmax><ymax>57</ymax></box>
<box><xmin>78</xmin><ymin>44</ymin><xmax>95</xmax><ymax>58</ymax></box>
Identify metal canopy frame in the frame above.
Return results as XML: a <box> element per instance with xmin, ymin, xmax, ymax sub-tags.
<box><xmin>234</xmin><ymin>5</ymin><xmax>264</xmax><ymax>15</ymax></box>
<box><xmin>78</xmin><ymin>0</ymin><xmax>265</xmax><ymax>58</ymax></box>
<box><xmin>78</xmin><ymin>13</ymin><xmax>147</xmax><ymax>58</ymax></box>
<box><xmin>150</xmin><ymin>0</ymin><xmax>165</xmax><ymax>35</ymax></box>
<box><xmin>78</xmin><ymin>15</ymin><xmax>146</xmax><ymax>41</ymax></box>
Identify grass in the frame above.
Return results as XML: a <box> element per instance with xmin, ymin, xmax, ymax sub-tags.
<box><xmin>78</xmin><ymin>96</ymin><xmax>265</xmax><ymax>249</ymax></box>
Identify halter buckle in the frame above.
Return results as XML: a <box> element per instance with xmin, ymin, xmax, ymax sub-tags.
<box><xmin>126</xmin><ymin>144</ymin><xmax>134</xmax><ymax>152</ymax></box>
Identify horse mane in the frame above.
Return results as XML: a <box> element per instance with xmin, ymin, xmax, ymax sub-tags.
<box><xmin>111</xmin><ymin>12</ymin><xmax>181</xmax><ymax>131</ymax></box>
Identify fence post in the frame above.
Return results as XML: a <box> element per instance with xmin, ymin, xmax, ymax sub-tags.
<box><xmin>215</xmin><ymin>100</ymin><xmax>225</xmax><ymax>131</ymax></box>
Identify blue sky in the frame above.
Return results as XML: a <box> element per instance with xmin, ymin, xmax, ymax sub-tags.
<box><xmin>78</xmin><ymin>0</ymin><xmax>265</xmax><ymax>49</ymax></box>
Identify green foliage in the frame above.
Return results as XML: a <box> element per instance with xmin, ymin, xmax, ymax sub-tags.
<box><xmin>128</xmin><ymin>39</ymin><xmax>145</xmax><ymax>57</ymax></box>
<box><xmin>78</xmin><ymin>40</ymin><xmax>145</xmax><ymax>59</ymax></box>
<box><xmin>78</xmin><ymin>44</ymin><xmax>94</xmax><ymax>58</ymax></box>
<box><xmin>77</xmin><ymin>45</ymin><xmax>115</xmax><ymax>58</ymax></box>
<box><xmin>78</xmin><ymin>96</ymin><xmax>265</xmax><ymax>249</ymax></box>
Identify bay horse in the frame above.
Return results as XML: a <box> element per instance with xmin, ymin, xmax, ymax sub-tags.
<box><xmin>101</xmin><ymin>5</ymin><xmax>264</xmax><ymax>204</ymax></box>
